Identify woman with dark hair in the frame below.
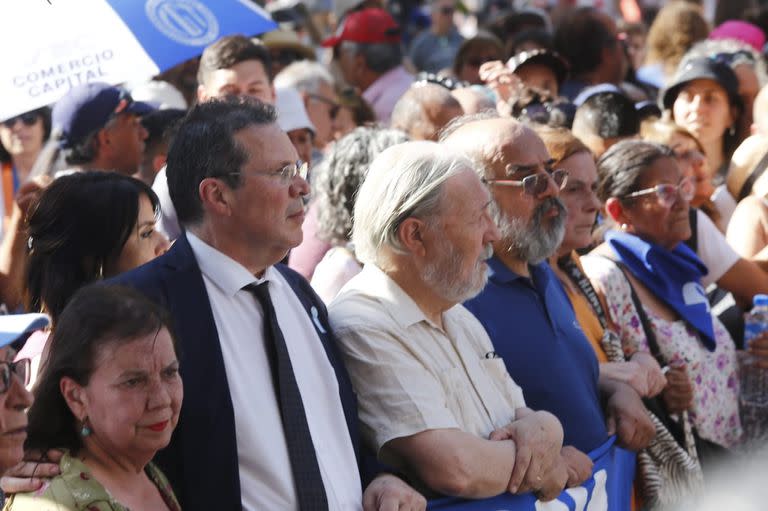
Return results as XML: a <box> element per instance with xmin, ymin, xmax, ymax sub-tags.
<box><xmin>5</xmin><ymin>284</ymin><xmax>182</xmax><ymax>510</ymax></box>
<box><xmin>581</xmin><ymin>140</ymin><xmax>746</xmax><ymax>454</ymax></box>
<box><xmin>19</xmin><ymin>171</ymin><xmax>169</xmax><ymax>385</ymax></box>
<box><xmin>452</xmin><ymin>32</ymin><xmax>504</xmax><ymax>85</ymax></box>
<box><xmin>0</xmin><ymin>108</ymin><xmax>51</xmax><ymax>224</ymax></box>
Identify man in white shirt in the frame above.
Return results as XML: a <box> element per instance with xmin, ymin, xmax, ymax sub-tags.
<box><xmin>112</xmin><ymin>97</ymin><xmax>425</xmax><ymax>510</ymax></box>
<box><xmin>329</xmin><ymin>140</ymin><xmax>571</xmax><ymax>501</ymax></box>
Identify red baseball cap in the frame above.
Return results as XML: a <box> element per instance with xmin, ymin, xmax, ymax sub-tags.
<box><xmin>321</xmin><ymin>8</ymin><xmax>401</xmax><ymax>47</ymax></box>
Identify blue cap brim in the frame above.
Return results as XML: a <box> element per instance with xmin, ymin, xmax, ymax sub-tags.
<box><xmin>0</xmin><ymin>313</ymin><xmax>49</xmax><ymax>349</ymax></box>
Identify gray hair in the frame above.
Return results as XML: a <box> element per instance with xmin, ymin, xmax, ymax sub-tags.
<box><xmin>274</xmin><ymin>60</ymin><xmax>335</xmax><ymax>94</ymax></box>
<box><xmin>390</xmin><ymin>83</ymin><xmax>462</xmax><ymax>139</ymax></box>
<box><xmin>682</xmin><ymin>39</ymin><xmax>767</xmax><ymax>87</ymax></box>
<box><xmin>340</xmin><ymin>41</ymin><xmax>402</xmax><ymax>74</ymax></box>
<box><xmin>314</xmin><ymin>126</ymin><xmax>409</xmax><ymax>246</ymax></box>
<box><xmin>352</xmin><ymin>141</ymin><xmax>471</xmax><ymax>265</ymax></box>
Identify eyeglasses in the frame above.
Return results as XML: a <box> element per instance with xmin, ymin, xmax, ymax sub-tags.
<box><xmin>466</xmin><ymin>55</ymin><xmax>498</xmax><ymax>68</ymax></box>
<box><xmin>228</xmin><ymin>160</ymin><xmax>309</xmax><ymax>185</ymax></box>
<box><xmin>307</xmin><ymin>94</ymin><xmax>340</xmax><ymax>119</ymax></box>
<box><xmin>2</xmin><ymin>112</ymin><xmax>40</xmax><ymax>128</ymax></box>
<box><xmin>0</xmin><ymin>359</ymin><xmax>30</xmax><ymax>394</ymax></box>
<box><xmin>483</xmin><ymin>168</ymin><xmax>569</xmax><ymax>196</ymax></box>
<box><xmin>623</xmin><ymin>176</ymin><xmax>695</xmax><ymax>207</ymax></box>
<box><xmin>711</xmin><ymin>50</ymin><xmax>756</xmax><ymax>66</ymax></box>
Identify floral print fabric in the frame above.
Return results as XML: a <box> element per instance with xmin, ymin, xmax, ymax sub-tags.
<box><xmin>582</xmin><ymin>255</ymin><xmax>742</xmax><ymax>447</ymax></box>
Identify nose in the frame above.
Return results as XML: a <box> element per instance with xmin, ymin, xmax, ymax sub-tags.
<box><xmin>147</xmin><ymin>376</ymin><xmax>173</xmax><ymax>409</ymax></box>
<box><xmin>154</xmin><ymin>231</ymin><xmax>171</xmax><ymax>257</ymax></box>
<box><xmin>290</xmin><ymin>174</ymin><xmax>311</xmax><ymax>198</ymax></box>
<box><xmin>7</xmin><ymin>373</ymin><xmax>33</xmax><ymax>411</ymax></box>
<box><xmin>587</xmin><ymin>190</ymin><xmax>602</xmax><ymax>212</ymax></box>
<box><xmin>538</xmin><ymin>171</ymin><xmax>561</xmax><ymax>199</ymax></box>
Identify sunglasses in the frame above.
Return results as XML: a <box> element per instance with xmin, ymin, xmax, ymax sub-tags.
<box><xmin>483</xmin><ymin>168</ymin><xmax>569</xmax><ymax>196</ymax></box>
<box><xmin>0</xmin><ymin>359</ymin><xmax>30</xmax><ymax>394</ymax></box>
<box><xmin>2</xmin><ymin>112</ymin><xmax>40</xmax><ymax>128</ymax></box>
<box><xmin>623</xmin><ymin>176</ymin><xmax>695</xmax><ymax>208</ymax></box>
<box><xmin>711</xmin><ymin>50</ymin><xmax>756</xmax><ymax>66</ymax></box>
<box><xmin>307</xmin><ymin>94</ymin><xmax>340</xmax><ymax>119</ymax></box>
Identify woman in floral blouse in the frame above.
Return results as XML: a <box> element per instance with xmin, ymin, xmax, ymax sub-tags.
<box><xmin>581</xmin><ymin>140</ymin><xmax>743</xmax><ymax>450</ymax></box>
<box><xmin>4</xmin><ymin>285</ymin><xmax>182</xmax><ymax>511</ymax></box>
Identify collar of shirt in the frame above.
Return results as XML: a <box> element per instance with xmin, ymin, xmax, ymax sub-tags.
<box><xmin>186</xmin><ymin>231</ymin><xmax>285</xmax><ymax>297</ymax></box>
<box><xmin>487</xmin><ymin>256</ymin><xmax>552</xmax><ymax>291</ymax></box>
<box><xmin>354</xmin><ymin>264</ymin><xmax>450</xmax><ymax>330</ymax></box>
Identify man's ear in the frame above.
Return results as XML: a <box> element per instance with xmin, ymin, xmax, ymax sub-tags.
<box><xmin>60</xmin><ymin>377</ymin><xmax>87</xmax><ymax>422</ymax></box>
<box><xmin>198</xmin><ymin>177</ymin><xmax>233</xmax><ymax>218</ymax></box>
<box><xmin>604</xmin><ymin>197</ymin><xmax>628</xmax><ymax>225</ymax></box>
<box><xmin>397</xmin><ymin>217</ymin><xmax>429</xmax><ymax>257</ymax></box>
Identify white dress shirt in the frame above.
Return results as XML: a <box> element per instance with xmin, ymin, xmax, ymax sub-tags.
<box><xmin>187</xmin><ymin>232</ymin><xmax>362</xmax><ymax>510</ymax></box>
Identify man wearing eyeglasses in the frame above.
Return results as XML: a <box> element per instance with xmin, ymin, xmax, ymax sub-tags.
<box><xmin>442</xmin><ymin>115</ymin><xmax>653</xmax><ymax>509</ymax></box>
<box><xmin>52</xmin><ymin>82</ymin><xmax>152</xmax><ymax>176</ymax></box>
<box><xmin>110</xmin><ymin>96</ymin><xmax>424</xmax><ymax>511</ymax></box>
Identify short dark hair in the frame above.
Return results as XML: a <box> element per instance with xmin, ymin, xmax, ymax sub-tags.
<box><xmin>166</xmin><ymin>96</ymin><xmax>277</xmax><ymax>227</ymax></box>
<box><xmin>573</xmin><ymin>92</ymin><xmax>639</xmax><ymax>139</ymax></box>
<box><xmin>25</xmin><ymin>171</ymin><xmax>160</xmax><ymax>322</ymax></box>
<box><xmin>341</xmin><ymin>41</ymin><xmax>402</xmax><ymax>74</ymax></box>
<box><xmin>142</xmin><ymin>108</ymin><xmax>187</xmax><ymax>155</ymax></box>
<box><xmin>197</xmin><ymin>35</ymin><xmax>273</xmax><ymax>86</ymax></box>
<box><xmin>596</xmin><ymin>139</ymin><xmax>674</xmax><ymax>203</ymax></box>
<box><xmin>0</xmin><ymin>107</ymin><xmax>52</xmax><ymax>164</ymax></box>
<box><xmin>26</xmin><ymin>284</ymin><xmax>177</xmax><ymax>454</ymax></box>
<box><xmin>554</xmin><ymin>7</ymin><xmax>617</xmax><ymax>76</ymax></box>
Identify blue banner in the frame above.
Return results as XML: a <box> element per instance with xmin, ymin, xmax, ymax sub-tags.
<box><xmin>428</xmin><ymin>437</ymin><xmax>635</xmax><ymax>511</ymax></box>
<box><xmin>107</xmin><ymin>0</ymin><xmax>277</xmax><ymax>72</ymax></box>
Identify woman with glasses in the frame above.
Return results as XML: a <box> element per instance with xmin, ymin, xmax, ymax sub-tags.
<box><xmin>0</xmin><ymin>108</ymin><xmax>50</xmax><ymax>215</ymax></box>
<box><xmin>4</xmin><ymin>285</ymin><xmax>182</xmax><ymax>511</ymax></box>
<box><xmin>581</xmin><ymin>140</ymin><xmax>746</xmax><ymax>455</ymax></box>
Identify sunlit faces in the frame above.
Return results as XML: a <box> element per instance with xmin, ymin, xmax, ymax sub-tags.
<box><xmin>557</xmin><ymin>151</ymin><xmax>601</xmax><ymax>254</ymax></box>
<box><xmin>0</xmin><ymin>346</ymin><xmax>32</xmax><ymax>473</ymax></box>
<box><xmin>287</xmin><ymin>128</ymin><xmax>314</xmax><ymax>165</ymax></box>
<box><xmin>420</xmin><ymin>169</ymin><xmax>499</xmax><ymax>303</ymax></box>
<box><xmin>620</xmin><ymin>156</ymin><xmax>691</xmax><ymax>249</ymax></box>
<box><xmin>0</xmin><ymin>112</ymin><xmax>45</xmax><ymax>157</ymax></box>
<box><xmin>69</xmin><ymin>330</ymin><xmax>181</xmax><ymax>465</ymax></box>
<box><xmin>672</xmin><ymin>79</ymin><xmax>735</xmax><ymax>146</ymax></box>
<box><xmin>201</xmin><ymin>60</ymin><xmax>275</xmax><ymax>104</ymax></box>
<box><xmin>225</xmin><ymin>124</ymin><xmax>308</xmax><ymax>257</ymax></box>
<box><xmin>488</xmin><ymin>128</ymin><xmax>567</xmax><ymax>263</ymax></box>
<box><xmin>107</xmin><ymin>193</ymin><xmax>170</xmax><ymax>277</ymax></box>
<box><xmin>514</xmin><ymin>63</ymin><xmax>559</xmax><ymax>98</ymax></box>
<box><xmin>666</xmin><ymin>132</ymin><xmax>713</xmax><ymax>207</ymax></box>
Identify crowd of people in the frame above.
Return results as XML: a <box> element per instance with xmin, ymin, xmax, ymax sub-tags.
<box><xmin>2</xmin><ymin>0</ymin><xmax>768</xmax><ymax>509</ymax></box>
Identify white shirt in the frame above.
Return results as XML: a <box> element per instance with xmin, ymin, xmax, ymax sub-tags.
<box><xmin>695</xmin><ymin>209</ymin><xmax>740</xmax><ymax>288</ymax></box>
<box><xmin>152</xmin><ymin>167</ymin><xmax>181</xmax><ymax>241</ymax></box>
<box><xmin>187</xmin><ymin>232</ymin><xmax>363</xmax><ymax>510</ymax></box>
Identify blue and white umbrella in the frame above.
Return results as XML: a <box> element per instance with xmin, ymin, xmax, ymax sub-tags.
<box><xmin>0</xmin><ymin>0</ymin><xmax>277</xmax><ymax>120</ymax></box>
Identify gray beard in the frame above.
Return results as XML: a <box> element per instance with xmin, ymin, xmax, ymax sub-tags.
<box><xmin>495</xmin><ymin>197</ymin><xmax>567</xmax><ymax>264</ymax></box>
<box><xmin>420</xmin><ymin>240</ymin><xmax>494</xmax><ymax>304</ymax></box>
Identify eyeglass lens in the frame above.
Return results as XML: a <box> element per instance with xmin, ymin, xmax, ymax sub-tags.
<box><xmin>522</xmin><ymin>169</ymin><xmax>568</xmax><ymax>196</ymax></box>
<box><xmin>2</xmin><ymin>113</ymin><xmax>38</xmax><ymax>128</ymax></box>
<box><xmin>0</xmin><ymin>359</ymin><xmax>30</xmax><ymax>393</ymax></box>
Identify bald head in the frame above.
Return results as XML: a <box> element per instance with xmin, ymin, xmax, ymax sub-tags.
<box><xmin>390</xmin><ymin>83</ymin><xmax>464</xmax><ymax>141</ymax></box>
<box><xmin>451</xmin><ymin>87</ymin><xmax>496</xmax><ymax>115</ymax></box>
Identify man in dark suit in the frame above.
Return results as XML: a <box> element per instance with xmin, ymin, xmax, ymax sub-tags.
<box><xmin>111</xmin><ymin>97</ymin><xmax>424</xmax><ymax>510</ymax></box>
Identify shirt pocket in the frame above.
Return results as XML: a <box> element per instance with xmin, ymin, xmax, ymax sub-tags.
<box><xmin>479</xmin><ymin>358</ymin><xmax>525</xmax><ymax>414</ymax></box>
<box><xmin>436</xmin><ymin>366</ymin><xmax>487</xmax><ymax>437</ymax></box>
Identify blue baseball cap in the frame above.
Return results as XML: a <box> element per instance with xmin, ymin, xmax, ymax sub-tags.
<box><xmin>52</xmin><ymin>82</ymin><xmax>154</xmax><ymax>149</ymax></box>
<box><xmin>0</xmin><ymin>313</ymin><xmax>49</xmax><ymax>350</ymax></box>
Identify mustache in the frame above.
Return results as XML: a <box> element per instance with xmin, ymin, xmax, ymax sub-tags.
<box><xmin>533</xmin><ymin>197</ymin><xmax>567</xmax><ymax>223</ymax></box>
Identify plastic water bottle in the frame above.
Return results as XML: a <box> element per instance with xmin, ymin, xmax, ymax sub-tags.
<box><xmin>741</xmin><ymin>294</ymin><xmax>768</xmax><ymax>442</ymax></box>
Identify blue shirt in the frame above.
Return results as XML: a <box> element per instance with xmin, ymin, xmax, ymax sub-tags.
<box><xmin>464</xmin><ymin>257</ymin><xmax>608</xmax><ymax>452</ymax></box>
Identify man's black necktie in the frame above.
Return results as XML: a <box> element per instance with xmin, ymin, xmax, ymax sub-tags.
<box><xmin>244</xmin><ymin>282</ymin><xmax>329</xmax><ymax>510</ymax></box>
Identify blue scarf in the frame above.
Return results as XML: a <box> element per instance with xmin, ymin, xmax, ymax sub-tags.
<box><xmin>606</xmin><ymin>230</ymin><xmax>716</xmax><ymax>351</ymax></box>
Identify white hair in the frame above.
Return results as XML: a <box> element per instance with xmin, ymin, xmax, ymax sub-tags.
<box><xmin>352</xmin><ymin>141</ymin><xmax>472</xmax><ymax>265</ymax></box>
<box><xmin>273</xmin><ymin>61</ymin><xmax>335</xmax><ymax>95</ymax></box>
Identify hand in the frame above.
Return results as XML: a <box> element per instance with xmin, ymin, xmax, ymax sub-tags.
<box><xmin>534</xmin><ymin>455</ymin><xmax>569</xmax><ymax>501</ymax></box>
<box><xmin>489</xmin><ymin>409</ymin><xmax>564</xmax><ymax>494</ymax></box>
<box><xmin>363</xmin><ymin>473</ymin><xmax>426</xmax><ymax>511</ymax></box>
<box><xmin>477</xmin><ymin>60</ymin><xmax>523</xmax><ymax>115</ymax></box>
<box><xmin>660</xmin><ymin>364</ymin><xmax>694</xmax><ymax>414</ymax></box>
<box><xmin>748</xmin><ymin>332</ymin><xmax>768</xmax><ymax>369</ymax></box>
<box><xmin>560</xmin><ymin>446</ymin><xmax>593</xmax><ymax>487</ymax></box>
<box><xmin>15</xmin><ymin>177</ymin><xmax>50</xmax><ymax>220</ymax></box>
<box><xmin>1</xmin><ymin>449</ymin><xmax>62</xmax><ymax>494</ymax></box>
<box><xmin>605</xmin><ymin>382</ymin><xmax>655</xmax><ymax>451</ymax></box>
<box><xmin>630</xmin><ymin>351</ymin><xmax>667</xmax><ymax>397</ymax></box>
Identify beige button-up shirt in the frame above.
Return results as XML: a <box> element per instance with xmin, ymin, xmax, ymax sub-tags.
<box><xmin>329</xmin><ymin>264</ymin><xmax>526</xmax><ymax>467</ymax></box>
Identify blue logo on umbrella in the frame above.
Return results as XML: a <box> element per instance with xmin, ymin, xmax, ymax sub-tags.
<box><xmin>145</xmin><ymin>0</ymin><xmax>220</xmax><ymax>46</ymax></box>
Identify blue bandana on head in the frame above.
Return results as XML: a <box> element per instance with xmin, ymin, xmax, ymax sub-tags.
<box><xmin>606</xmin><ymin>230</ymin><xmax>716</xmax><ymax>351</ymax></box>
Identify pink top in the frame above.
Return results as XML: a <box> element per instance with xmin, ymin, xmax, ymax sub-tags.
<box><xmin>362</xmin><ymin>66</ymin><xmax>413</xmax><ymax>125</ymax></box>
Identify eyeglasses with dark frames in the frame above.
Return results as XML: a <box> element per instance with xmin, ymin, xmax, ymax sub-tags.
<box><xmin>306</xmin><ymin>94</ymin><xmax>340</xmax><ymax>119</ymax></box>
<box><xmin>483</xmin><ymin>168</ymin><xmax>569</xmax><ymax>196</ymax></box>
<box><xmin>228</xmin><ymin>160</ymin><xmax>309</xmax><ymax>185</ymax></box>
<box><xmin>623</xmin><ymin>176</ymin><xmax>695</xmax><ymax>208</ymax></box>
<box><xmin>2</xmin><ymin>112</ymin><xmax>40</xmax><ymax>129</ymax></box>
<box><xmin>0</xmin><ymin>359</ymin><xmax>30</xmax><ymax>394</ymax></box>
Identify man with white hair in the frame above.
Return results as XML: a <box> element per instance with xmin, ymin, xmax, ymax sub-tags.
<box><xmin>274</xmin><ymin>61</ymin><xmax>339</xmax><ymax>151</ymax></box>
<box><xmin>329</xmin><ymin>140</ymin><xmax>570</xmax><ymax>502</ymax></box>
